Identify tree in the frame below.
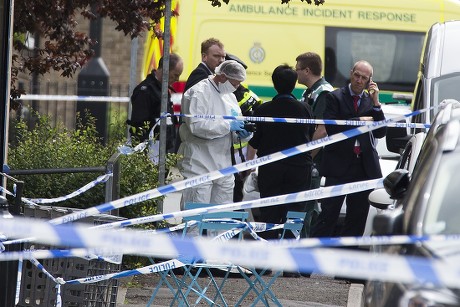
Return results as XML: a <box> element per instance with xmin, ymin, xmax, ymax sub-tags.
<box><xmin>10</xmin><ymin>0</ymin><xmax>325</xmax><ymax>103</ymax></box>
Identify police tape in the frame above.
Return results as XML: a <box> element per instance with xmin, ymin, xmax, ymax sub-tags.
<box><xmin>1</xmin><ymin>224</ymin><xmax>248</xmax><ymax>289</ymax></box>
<box><xmin>29</xmin><ymin>258</ymin><xmax>63</xmax><ymax>306</ymax></box>
<box><xmin>27</xmin><ymin>173</ymin><xmax>112</xmax><ymax>204</ymax></box>
<box><xmin>2</xmin><ymin>173</ymin><xmax>113</xmax><ymax>246</ymax></box>
<box><xmin>94</xmin><ymin>178</ymin><xmax>383</xmax><ymax>229</ymax></box>
<box><xmin>48</xmin><ymin>105</ymin><xmax>432</xmax><ymax>227</ymax></box>
<box><xmin>18</xmin><ymin>94</ymin><xmax>130</xmax><ymax>103</ymax></box>
<box><xmin>1</xmin><ymin>217</ymin><xmax>460</xmax><ymax>289</ymax></box>
<box><xmin>181</xmin><ymin>113</ymin><xmax>432</xmax><ymax>129</ymax></box>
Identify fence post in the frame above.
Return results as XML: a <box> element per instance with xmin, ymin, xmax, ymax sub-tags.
<box><xmin>0</xmin><ymin>195</ymin><xmax>20</xmax><ymax>307</ymax></box>
<box><xmin>105</xmin><ymin>152</ymin><xmax>120</xmax><ymax>215</ymax></box>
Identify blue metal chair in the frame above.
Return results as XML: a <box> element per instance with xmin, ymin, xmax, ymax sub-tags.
<box><xmin>236</xmin><ymin>211</ymin><xmax>307</xmax><ymax>307</ymax></box>
<box><xmin>170</xmin><ymin>202</ymin><xmax>249</xmax><ymax>306</ymax></box>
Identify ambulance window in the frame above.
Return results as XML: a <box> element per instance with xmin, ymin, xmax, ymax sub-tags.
<box><xmin>325</xmin><ymin>27</ymin><xmax>424</xmax><ymax>93</ymax></box>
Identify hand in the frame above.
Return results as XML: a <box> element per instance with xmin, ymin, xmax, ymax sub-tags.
<box><xmin>368</xmin><ymin>80</ymin><xmax>380</xmax><ymax>104</ymax></box>
<box><xmin>359</xmin><ymin>116</ymin><xmax>374</xmax><ymax>121</ymax></box>
<box><xmin>230</xmin><ymin>120</ymin><xmax>244</xmax><ymax>131</ymax></box>
<box><xmin>237</xmin><ymin>129</ymin><xmax>251</xmax><ymax>138</ymax></box>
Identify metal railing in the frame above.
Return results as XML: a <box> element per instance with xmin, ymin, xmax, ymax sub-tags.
<box><xmin>5</xmin><ymin>152</ymin><xmax>121</xmax><ymax>213</ymax></box>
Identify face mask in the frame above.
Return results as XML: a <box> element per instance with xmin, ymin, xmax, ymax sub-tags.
<box><xmin>218</xmin><ymin>80</ymin><xmax>237</xmax><ymax>94</ymax></box>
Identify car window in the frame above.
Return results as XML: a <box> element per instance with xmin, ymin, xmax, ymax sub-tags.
<box><xmin>424</xmin><ymin>155</ymin><xmax>460</xmax><ymax>235</ymax></box>
<box><xmin>431</xmin><ymin>73</ymin><xmax>460</xmax><ymax>119</ymax></box>
<box><xmin>325</xmin><ymin>27</ymin><xmax>424</xmax><ymax>93</ymax></box>
<box><xmin>396</xmin><ymin>141</ymin><xmax>413</xmax><ymax>171</ymax></box>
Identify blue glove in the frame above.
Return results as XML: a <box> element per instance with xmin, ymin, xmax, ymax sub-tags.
<box><xmin>237</xmin><ymin>129</ymin><xmax>251</xmax><ymax>138</ymax></box>
<box><xmin>230</xmin><ymin>120</ymin><xmax>244</xmax><ymax>131</ymax></box>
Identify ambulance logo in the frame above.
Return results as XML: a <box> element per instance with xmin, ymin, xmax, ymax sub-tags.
<box><xmin>249</xmin><ymin>43</ymin><xmax>265</xmax><ymax>64</ymax></box>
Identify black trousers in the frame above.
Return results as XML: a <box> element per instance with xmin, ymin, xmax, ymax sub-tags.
<box><xmin>256</xmin><ymin>161</ymin><xmax>310</xmax><ymax>240</ymax></box>
<box><xmin>311</xmin><ymin>156</ymin><xmax>371</xmax><ymax>237</ymax></box>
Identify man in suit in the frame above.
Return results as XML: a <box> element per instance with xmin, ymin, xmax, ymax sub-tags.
<box><xmin>311</xmin><ymin>60</ymin><xmax>386</xmax><ymax>237</ymax></box>
<box><xmin>184</xmin><ymin>38</ymin><xmax>226</xmax><ymax>92</ymax></box>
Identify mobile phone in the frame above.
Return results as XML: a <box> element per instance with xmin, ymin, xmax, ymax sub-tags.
<box><xmin>368</xmin><ymin>78</ymin><xmax>374</xmax><ymax>94</ymax></box>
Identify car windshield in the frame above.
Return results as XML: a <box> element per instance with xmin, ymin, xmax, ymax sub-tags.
<box><xmin>423</xmin><ymin>154</ymin><xmax>460</xmax><ymax>235</ymax></box>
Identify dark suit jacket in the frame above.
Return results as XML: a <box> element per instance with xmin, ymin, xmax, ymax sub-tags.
<box><xmin>320</xmin><ymin>86</ymin><xmax>386</xmax><ymax>179</ymax></box>
<box><xmin>184</xmin><ymin>63</ymin><xmax>213</xmax><ymax>92</ymax></box>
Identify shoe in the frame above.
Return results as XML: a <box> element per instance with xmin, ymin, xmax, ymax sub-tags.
<box><xmin>300</xmin><ymin>272</ymin><xmax>311</xmax><ymax>278</ymax></box>
<box><xmin>282</xmin><ymin>271</ymin><xmax>301</xmax><ymax>278</ymax></box>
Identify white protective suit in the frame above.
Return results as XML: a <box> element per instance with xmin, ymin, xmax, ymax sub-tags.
<box><xmin>178</xmin><ymin>76</ymin><xmax>243</xmax><ymax>207</ymax></box>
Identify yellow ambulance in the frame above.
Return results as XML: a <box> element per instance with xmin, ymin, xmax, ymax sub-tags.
<box><xmin>145</xmin><ymin>0</ymin><xmax>460</xmax><ymax>103</ymax></box>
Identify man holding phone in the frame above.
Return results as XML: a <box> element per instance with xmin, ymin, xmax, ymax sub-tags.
<box><xmin>311</xmin><ymin>60</ymin><xmax>386</xmax><ymax>237</ymax></box>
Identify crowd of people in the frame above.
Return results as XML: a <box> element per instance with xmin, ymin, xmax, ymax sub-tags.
<box><xmin>128</xmin><ymin>37</ymin><xmax>387</xmax><ymax>246</ymax></box>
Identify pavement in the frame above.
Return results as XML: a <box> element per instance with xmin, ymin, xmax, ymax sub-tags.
<box><xmin>115</xmin><ymin>168</ymin><xmax>365</xmax><ymax>307</ymax></box>
<box><xmin>116</xmin><ymin>273</ymin><xmax>364</xmax><ymax>307</ymax></box>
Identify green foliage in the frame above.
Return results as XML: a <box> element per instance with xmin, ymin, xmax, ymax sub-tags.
<box><xmin>7</xmin><ymin>112</ymin><xmax>178</xmax><ymax>227</ymax></box>
<box><xmin>9</xmin><ymin>113</ymin><xmax>109</xmax><ymax>207</ymax></box>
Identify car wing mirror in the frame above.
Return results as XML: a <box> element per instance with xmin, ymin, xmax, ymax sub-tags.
<box><xmin>372</xmin><ymin>207</ymin><xmax>403</xmax><ymax>235</ymax></box>
<box><xmin>369</xmin><ymin>188</ymin><xmax>393</xmax><ymax>210</ymax></box>
<box><xmin>383</xmin><ymin>169</ymin><xmax>410</xmax><ymax>199</ymax></box>
<box><xmin>386</xmin><ymin>124</ymin><xmax>411</xmax><ymax>154</ymax></box>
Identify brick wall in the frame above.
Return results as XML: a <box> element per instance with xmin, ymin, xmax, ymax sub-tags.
<box><xmin>16</xmin><ymin>15</ymin><xmax>149</xmax><ymax>97</ymax></box>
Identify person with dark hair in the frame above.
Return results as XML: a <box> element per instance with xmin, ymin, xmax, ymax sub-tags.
<box><xmin>247</xmin><ymin>64</ymin><xmax>314</xmax><ymax>243</ymax></box>
<box><xmin>311</xmin><ymin>60</ymin><xmax>386</xmax><ymax>237</ymax></box>
<box><xmin>128</xmin><ymin>53</ymin><xmax>183</xmax><ymax>162</ymax></box>
<box><xmin>295</xmin><ymin>51</ymin><xmax>334</xmax><ymax>236</ymax></box>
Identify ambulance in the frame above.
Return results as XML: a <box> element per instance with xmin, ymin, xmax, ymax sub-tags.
<box><xmin>143</xmin><ymin>0</ymin><xmax>460</xmax><ymax>104</ymax></box>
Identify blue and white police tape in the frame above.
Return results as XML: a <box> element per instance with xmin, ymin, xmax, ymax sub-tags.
<box><xmin>65</xmin><ymin>228</ymin><xmax>249</xmax><ymax>285</ymax></box>
<box><xmin>118</xmin><ymin>120</ymin><xmax>160</xmax><ymax>155</ymax></box>
<box><xmin>180</xmin><ymin>113</ymin><xmax>432</xmax><ymax>129</ymax></box>
<box><xmin>1</xmin><ymin>217</ymin><xmax>460</xmax><ymax>289</ymax></box>
<box><xmin>28</xmin><ymin>258</ymin><xmax>64</xmax><ymax>307</ymax></box>
<box><xmin>15</xmin><ymin>259</ymin><xmax>22</xmax><ymax>305</ymax></box>
<box><xmin>30</xmin><ymin>257</ymin><xmax>65</xmax><ymax>285</ymax></box>
<box><xmin>67</xmin><ymin>258</ymin><xmax>186</xmax><ymax>285</ymax></box>
<box><xmin>50</xmin><ymin>105</ymin><xmax>432</xmax><ymax>226</ymax></box>
<box><xmin>94</xmin><ymin>178</ymin><xmax>383</xmax><ymax>229</ymax></box>
<box><xmin>0</xmin><ymin>225</ymin><xmax>248</xmax><ymax>287</ymax></box>
<box><xmin>0</xmin><ymin>184</ymin><xmax>39</xmax><ymax>208</ymax></box>
<box><xmin>118</xmin><ymin>141</ymin><xmax>148</xmax><ymax>155</ymax></box>
<box><xmin>0</xmin><ymin>234</ymin><xmax>5</xmax><ymax>252</ymax></box>
<box><xmin>27</xmin><ymin>173</ymin><xmax>112</xmax><ymax>204</ymax></box>
<box><xmin>15</xmin><ymin>93</ymin><xmax>428</xmax><ymax>128</ymax></box>
<box><xmin>3</xmin><ymin>230</ymin><xmax>460</xmax><ymax>262</ymax></box>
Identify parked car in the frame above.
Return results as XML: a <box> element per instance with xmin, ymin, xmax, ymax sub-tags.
<box><xmin>364</xmin><ymin>100</ymin><xmax>460</xmax><ymax>307</ymax></box>
<box><xmin>387</xmin><ymin>20</ymin><xmax>460</xmax><ymax>154</ymax></box>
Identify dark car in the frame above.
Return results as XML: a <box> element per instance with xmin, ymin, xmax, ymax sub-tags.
<box><xmin>365</xmin><ymin>100</ymin><xmax>460</xmax><ymax>307</ymax></box>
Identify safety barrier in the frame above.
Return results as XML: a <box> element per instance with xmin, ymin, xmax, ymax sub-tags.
<box><xmin>0</xmin><ymin>99</ymin><xmax>448</xmax><ymax>306</ymax></box>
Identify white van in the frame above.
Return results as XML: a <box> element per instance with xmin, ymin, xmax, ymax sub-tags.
<box><xmin>372</xmin><ymin>20</ymin><xmax>460</xmax><ymax>211</ymax></box>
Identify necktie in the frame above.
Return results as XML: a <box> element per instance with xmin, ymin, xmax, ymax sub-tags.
<box><xmin>354</xmin><ymin>141</ymin><xmax>361</xmax><ymax>156</ymax></box>
<box><xmin>352</xmin><ymin>95</ymin><xmax>361</xmax><ymax>156</ymax></box>
<box><xmin>352</xmin><ymin>95</ymin><xmax>359</xmax><ymax>112</ymax></box>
